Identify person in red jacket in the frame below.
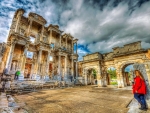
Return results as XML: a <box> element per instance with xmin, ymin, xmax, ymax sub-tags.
<box><xmin>132</xmin><ymin>70</ymin><xmax>147</xmax><ymax>110</ymax></box>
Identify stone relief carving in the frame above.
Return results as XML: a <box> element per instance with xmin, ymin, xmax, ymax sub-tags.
<box><xmin>17</xmin><ymin>39</ymin><xmax>26</xmax><ymax>45</ymax></box>
<box><xmin>33</xmin><ymin>52</ymin><xmax>37</xmax><ymax>60</ymax></box>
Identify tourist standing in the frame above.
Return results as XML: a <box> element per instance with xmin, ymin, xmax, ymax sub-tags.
<box><xmin>14</xmin><ymin>70</ymin><xmax>20</xmax><ymax>80</ymax></box>
<box><xmin>132</xmin><ymin>70</ymin><xmax>147</xmax><ymax>110</ymax></box>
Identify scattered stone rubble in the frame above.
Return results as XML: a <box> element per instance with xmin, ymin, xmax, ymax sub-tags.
<box><xmin>0</xmin><ymin>93</ymin><xmax>27</xmax><ymax>113</ymax></box>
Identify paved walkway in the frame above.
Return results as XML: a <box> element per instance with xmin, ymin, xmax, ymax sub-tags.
<box><xmin>13</xmin><ymin>86</ymin><xmax>150</xmax><ymax>113</ymax></box>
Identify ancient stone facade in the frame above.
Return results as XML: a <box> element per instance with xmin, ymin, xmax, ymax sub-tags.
<box><xmin>0</xmin><ymin>9</ymin><xmax>78</xmax><ymax>80</ymax></box>
<box><xmin>78</xmin><ymin>41</ymin><xmax>150</xmax><ymax>87</ymax></box>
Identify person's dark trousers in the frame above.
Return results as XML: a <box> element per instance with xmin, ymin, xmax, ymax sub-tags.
<box><xmin>14</xmin><ymin>74</ymin><xmax>18</xmax><ymax>80</ymax></box>
<box><xmin>16</xmin><ymin>75</ymin><xmax>18</xmax><ymax>80</ymax></box>
<box><xmin>134</xmin><ymin>93</ymin><xmax>146</xmax><ymax>108</ymax></box>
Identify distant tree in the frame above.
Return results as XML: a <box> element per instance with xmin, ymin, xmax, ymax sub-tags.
<box><xmin>92</xmin><ymin>69</ymin><xmax>97</xmax><ymax>79</ymax></box>
<box><xmin>107</xmin><ymin>69</ymin><xmax>117</xmax><ymax>79</ymax></box>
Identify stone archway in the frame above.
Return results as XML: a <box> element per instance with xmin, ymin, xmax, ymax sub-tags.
<box><xmin>86</xmin><ymin>68</ymin><xmax>97</xmax><ymax>85</ymax></box>
<box><xmin>121</xmin><ymin>64</ymin><xmax>134</xmax><ymax>87</ymax></box>
<box><xmin>117</xmin><ymin>61</ymin><xmax>136</xmax><ymax>88</ymax></box>
<box><xmin>83</xmin><ymin>66</ymin><xmax>98</xmax><ymax>85</ymax></box>
<box><xmin>106</xmin><ymin>67</ymin><xmax>117</xmax><ymax>86</ymax></box>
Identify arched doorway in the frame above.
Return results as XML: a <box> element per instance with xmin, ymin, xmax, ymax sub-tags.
<box><xmin>122</xmin><ymin>64</ymin><xmax>134</xmax><ymax>87</ymax></box>
<box><xmin>86</xmin><ymin>68</ymin><xmax>97</xmax><ymax>85</ymax></box>
<box><xmin>107</xmin><ymin>67</ymin><xmax>117</xmax><ymax>86</ymax></box>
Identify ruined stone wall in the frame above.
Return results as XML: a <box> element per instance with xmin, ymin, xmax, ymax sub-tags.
<box><xmin>83</xmin><ymin>52</ymin><xmax>102</xmax><ymax>61</ymax></box>
<box><xmin>78</xmin><ymin>41</ymin><xmax>150</xmax><ymax>87</ymax></box>
<box><xmin>0</xmin><ymin>43</ymin><xmax>8</xmax><ymax>73</ymax></box>
<box><xmin>113</xmin><ymin>41</ymin><xmax>141</xmax><ymax>55</ymax></box>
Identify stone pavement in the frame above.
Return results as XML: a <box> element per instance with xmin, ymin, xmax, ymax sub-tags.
<box><xmin>13</xmin><ymin>86</ymin><xmax>150</xmax><ymax>113</ymax></box>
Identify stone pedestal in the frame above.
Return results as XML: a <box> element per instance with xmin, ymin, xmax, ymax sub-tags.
<box><xmin>18</xmin><ymin>72</ymin><xmax>24</xmax><ymax>81</ymax></box>
<box><xmin>97</xmin><ymin>80</ymin><xmax>102</xmax><ymax>87</ymax></box>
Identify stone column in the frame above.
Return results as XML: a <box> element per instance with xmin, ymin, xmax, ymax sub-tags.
<box><xmin>72</xmin><ymin>41</ymin><xmax>74</xmax><ymax>54</ymax></box>
<box><xmin>30</xmin><ymin>63</ymin><xmax>34</xmax><ymax>78</ymax></box>
<box><xmin>58</xmin><ymin>55</ymin><xmax>61</xmax><ymax>76</ymax></box>
<box><xmin>27</xmin><ymin>20</ymin><xmax>32</xmax><ymax>37</ymax></box>
<box><xmin>59</xmin><ymin>34</ymin><xmax>62</xmax><ymax>47</ymax></box>
<box><xmin>116</xmin><ymin>67</ymin><xmax>124</xmax><ymax>88</ymax></box>
<box><xmin>5</xmin><ymin>41</ymin><xmax>16</xmax><ymax>72</ymax></box>
<box><xmin>21</xmin><ymin>44</ymin><xmax>29</xmax><ymax>72</ymax></box>
<box><xmin>84</xmin><ymin>69</ymin><xmax>87</xmax><ymax>85</ymax></box>
<box><xmin>97</xmin><ymin>63</ymin><xmax>103</xmax><ymax>87</ymax></box>
<box><xmin>103</xmin><ymin>72</ymin><xmax>107</xmax><ymax>86</ymax></box>
<box><xmin>0</xmin><ymin>57</ymin><xmax>2</xmax><ymax>63</ymax></box>
<box><xmin>144</xmin><ymin>62</ymin><xmax>150</xmax><ymax>83</ymax></box>
<box><xmin>46</xmin><ymin>51</ymin><xmax>50</xmax><ymax>75</ymax></box>
<box><xmin>65</xmin><ymin>55</ymin><xmax>68</xmax><ymax>79</ymax></box>
<box><xmin>15</xmin><ymin>13</ymin><xmax>22</xmax><ymax>33</ymax></box>
<box><xmin>52</xmin><ymin>62</ymin><xmax>54</xmax><ymax>79</ymax></box>
<box><xmin>40</xmin><ymin>26</ymin><xmax>44</xmax><ymax>42</ymax></box>
<box><xmin>37</xmin><ymin>49</ymin><xmax>42</xmax><ymax>75</ymax></box>
<box><xmin>76</xmin><ymin>60</ymin><xmax>78</xmax><ymax>79</ymax></box>
<box><xmin>76</xmin><ymin>42</ymin><xmax>77</xmax><ymax>54</ymax></box>
<box><xmin>49</xmin><ymin>29</ymin><xmax>52</xmax><ymax>44</ymax></box>
<box><xmin>71</xmin><ymin>57</ymin><xmax>74</xmax><ymax>77</ymax></box>
<box><xmin>0</xmin><ymin>45</ymin><xmax>2</xmax><ymax>61</ymax></box>
<box><xmin>66</xmin><ymin>36</ymin><xmax>67</xmax><ymax>49</ymax></box>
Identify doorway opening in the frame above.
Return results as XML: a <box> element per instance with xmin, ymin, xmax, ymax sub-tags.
<box><xmin>107</xmin><ymin>67</ymin><xmax>117</xmax><ymax>85</ymax></box>
<box><xmin>122</xmin><ymin>64</ymin><xmax>134</xmax><ymax>86</ymax></box>
<box><xmin>24</xmin><ymin>63</ymin><xmax>32</xmax><ymax>78</ymax></box>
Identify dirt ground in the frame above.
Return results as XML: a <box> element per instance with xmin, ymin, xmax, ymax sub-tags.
<box><xmin>13</xmin><ymin>86</ymin><xmax>135</xmax><ymax>113</ymax></box>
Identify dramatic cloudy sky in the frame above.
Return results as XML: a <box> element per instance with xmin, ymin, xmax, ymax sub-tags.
<box><xmin>0</xmin><ymin>0</ymin><xmax>150</xmax><ymax>61</ymax></box>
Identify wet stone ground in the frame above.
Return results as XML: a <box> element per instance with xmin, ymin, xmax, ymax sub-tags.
<box><xmin>13</xmin><ymin>86</ymin><xmax>149</xmax><ymax>113</ymax></box>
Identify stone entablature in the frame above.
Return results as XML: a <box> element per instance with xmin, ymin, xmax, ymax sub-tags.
<box><xmin>103</xmin><ymin>41</ymin><xmax>145</xmax><ymax>61</ymax></box>
<box><xmin>113</xmin><ymin>41</ymin><xmax>141</xmax><ymax>54</ymax></box>
<box><xmin>28</xmin><ymin>12</ymin><xmax>47</xmax><ymax>25</ymax></box>
<box><xmin>83</xmin><ymin>52</ymin><xmax>102</xmax><ymax>61</ymax></box>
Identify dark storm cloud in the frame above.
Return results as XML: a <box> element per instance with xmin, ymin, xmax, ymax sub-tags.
<box><xmin>0</xmin><ymin>0</ymin><xmax>150</xmax><ymax>60</ymax></box>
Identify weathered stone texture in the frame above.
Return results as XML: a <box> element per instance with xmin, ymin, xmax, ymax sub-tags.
<box><xmin>0</xmin><ymin>8</ymin><xmax>78</xmax><ymax>80</ymax></box>
<box><xmin>78</xmin><ymin>41</ymin><xmax>150</xmax><ymax>88</ymax></box>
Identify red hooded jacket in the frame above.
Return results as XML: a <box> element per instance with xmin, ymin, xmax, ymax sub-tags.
<box><xmin>132</xmin><ymin>76</ymin><xmax>146</xmax><ymax>94</ymax></box>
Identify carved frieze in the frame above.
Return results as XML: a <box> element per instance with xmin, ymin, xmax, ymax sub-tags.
<box><xmin>17</xmin><ymin>39</ymin><xmax>26</xmax><ymax>45</ymax></box>
<box><xmin>83</xmin><ymin>53</ymin><xmax>100</xmax><ymax>61</ymax></box>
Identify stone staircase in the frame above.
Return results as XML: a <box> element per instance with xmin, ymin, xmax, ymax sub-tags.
<box><xmin>74</xmin><ymin>79</ymin><xmax>84</xmax><ymax>86</ymax></box>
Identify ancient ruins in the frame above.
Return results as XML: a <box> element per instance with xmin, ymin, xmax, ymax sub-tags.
<box><xmin>0</xmin><ymin>9</ymin><xmax>150</xmax><ymax>89</ymax></box>
<box><xmin>78</xmin><ymin>41</ymin><xmax>150</xmax><ymax>88</ymax></box>
<box><xmin>0</xmin><ymin>9</ymin><xmax>78</xmax><ymax>81</ymax></box>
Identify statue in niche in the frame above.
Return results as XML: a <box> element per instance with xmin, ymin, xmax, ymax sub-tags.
<box><xmin>68</xmin><ymin>68</ymin><xmax>71</xmax><ymax>75</ymax></box>
<box><xmin>33</xmin><ymin>52</ymin><xmax>37</xmax><ymax>60</ymax></box>
<box><xmin>11</xmin><ymin>62</ymin><xmax>16</xmax><ymax>71</ymax></box>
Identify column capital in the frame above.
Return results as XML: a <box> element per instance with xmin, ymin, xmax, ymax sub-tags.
<box><xmin>24</xmin><ymin>44</ymin><xmax>29</xmax><ymax>49</ymax></box>
<box><xmin>11</xmin><ymin>38</ymin><xmax>17</xmax><ymax>44</ymax></box>
<box><xmin>37</xmin><ymin>46</ymin><xmax>43</xmax><ymax>51</ymax></box>
<box><xmin>48</xmin><ymin>51</ymin><xmax>51</xmax><ymax>54</ymax></box>
<box><xmin>29</xmin><ymin>19</ymin><xmax>33</xmax><ymax>24</ymax></box>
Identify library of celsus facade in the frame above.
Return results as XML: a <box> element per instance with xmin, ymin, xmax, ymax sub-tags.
<box><xmin>0</xmin><ymin>9</ymin><xmax>78</xmax><ymax>80</ymax></box>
